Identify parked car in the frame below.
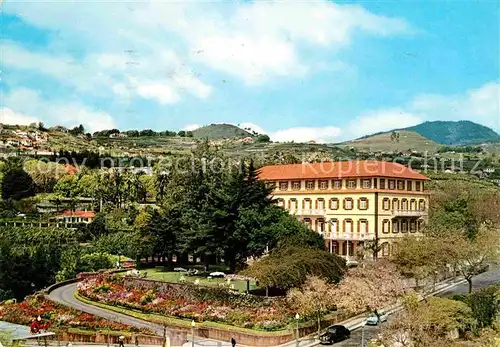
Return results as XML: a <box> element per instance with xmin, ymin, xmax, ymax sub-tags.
<box><xmin>209</xmin><ymin>271</ymin><xmax>226</xmax><ymax>278</ymax></box>
<box><xmin>173</xmin><ymin>267</ymin><xmax>188</xmax><ymax>272</ymax></box>
<box><xmin>365</xmin><ymin>311</ymin><xmax>389</xmax><ymax>325</ymax></box>
<box><xmin>319</xmin><ymin>325</ymin><xmax>350</xmax><ymax>344</ymax></box>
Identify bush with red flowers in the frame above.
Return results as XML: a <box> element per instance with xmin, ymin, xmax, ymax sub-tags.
<box><xmin>78</xmin><ymin>275</ymin><xmax>295</xmax><ymax>331</ymax></box>
<box><xmin>0</xmin><ymin>294</ymin><xmax>153</xmax><ymax>335</ymax></box>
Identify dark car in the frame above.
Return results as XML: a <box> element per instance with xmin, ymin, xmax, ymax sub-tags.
<box><xmin>319</xmin><ymin>325</ymin><xmax>350</xmax><ymax>344</ymax></box>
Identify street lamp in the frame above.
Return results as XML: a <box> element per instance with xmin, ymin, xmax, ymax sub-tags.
<box><xmin>191</xmin><ymin>320</ymin><xmax>195</xmax><ymax>347</ymax></box>
<box><xmin>295</xmin><ymin>313</ymin><xmax>300</xmax><ymax>347</ymax></box>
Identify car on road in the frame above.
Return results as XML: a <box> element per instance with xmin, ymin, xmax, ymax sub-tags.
<box><xmin>365</xmin><ymin>310</ymin><xmax>388</xmax><ymax>325</ymax></box>
<box><xmin>209</xmin><ymin>271</ymin><xmax>226</xmax><ymax>278</ymax></box>
<box><xmin>173</xmin><ymin>267</ymin><xmax>188</xmax><ymax>272</ymax></box>
<box><xmin>319</xmin><ymin>325</ymin><xmax>350</xmax><ymax>344</ymax></box>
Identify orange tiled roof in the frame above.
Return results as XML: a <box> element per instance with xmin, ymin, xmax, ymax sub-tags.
<box><xmin>258</xmin><ymin>160</ymin><xmax>429</xmax><ymax>181</ymax></box>
<box><xmin>56</xmin><ymin>210</ymin><xmax>96</xmax><ymax>218</ymax></box>
<box><xmin>64</xmin><ymin>165</ymin><xmax>78</xmax><ymax>175</ymax></box>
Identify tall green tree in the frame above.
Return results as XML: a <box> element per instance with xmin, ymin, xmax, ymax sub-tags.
<box><xmin>1</xmin><ymin>158</ymin><xmax>36</xmax><ymax>200</ymax></box>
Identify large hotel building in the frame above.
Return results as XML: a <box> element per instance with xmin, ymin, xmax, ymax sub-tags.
<box><xmin>258</xmin><ymin>160</ymin><xmax>429</xmax><ymax>259</ymax></box>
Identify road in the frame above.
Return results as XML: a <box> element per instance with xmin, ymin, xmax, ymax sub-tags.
<box><xmin>327</xmin><ymin>266</ymin><xmax>500</xmax><ymax>347</ymax></box>
<box><xmin>48</xmin><ymin>283</ymin><xmax>165</xmax><ymax>336</ymax></box>
<box><xmin>48</xmin><ymin>267</ymin><xmax>500</xmax><ymax>347</ymax></box>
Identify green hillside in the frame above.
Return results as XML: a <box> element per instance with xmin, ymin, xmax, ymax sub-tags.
<box><xmin>405</xmin><ymin>120</ymin><xmax>500</xmax><ymax>146</ymax></box>
<box><xmin>339</xmin><ymin>130</ymin><xmax>440</xmax><ymax>153</ymax></box>
<box><xmin>192</xmin><ymin>124</ymin><xmax>252</xmax><ymax>140</ymax></box>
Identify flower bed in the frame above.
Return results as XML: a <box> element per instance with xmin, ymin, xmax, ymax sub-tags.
<box><xmin>0</xmin><ymin>294</ymin><xmax>153</xmax><ymax>335</ymax></box>
<box><xmin>78</xmin><ymin>275</ymin><xmax>295</xmax><ymax>331</ymax></box>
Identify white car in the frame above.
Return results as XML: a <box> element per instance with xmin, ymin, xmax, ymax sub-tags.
<box><xmin>209</xmin><ymin>271</ymin><xmax>226</xmax><ymax>278</ymax></box>
<box><xmin>173</xmin><ymin>267</ymin><xmax>188</xmax><ymax>272</ymax></box>
<box><xmin>365</xmin><ymin>311</ymin><xmax>388</xmax><ymax>325</ymax></box>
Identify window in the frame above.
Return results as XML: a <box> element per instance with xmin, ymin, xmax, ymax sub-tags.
<box><xmin>397</xmin><ymin>180</ymin><xmax>405</xmax><ymax>190</ymax></box>
<box><xmin>362</xmin><ymin>179</ymin><xmax>371</xmax><ymax>189</ymax></box>
<box><xmin>380</xmin><ymin>179</ymin><xmax>386</xmax><ymax>189</ymax></box>
<box><xmin>316</xmin><ymin>198</ymin><xmax>325</xmax><ymax>210</ymax></box>
<box><xmin>330</xmin><ymin>241</ymin><xmax>339</xmax><ymax>254</ymax></box>
<box><xmin>344</xmin><ymin>198</ymin><xmax>354</xmax><ymax>210</ymax></box>
<box><xmin>410</xmin><ymin>220</ymin><xmax>417</xmax><ymax>233</ymax></box>
<box><xmin>382</xmin><ymin>243</ymin><xmax>390</xmax><ymax>256</ymax></box>
<box><xmin>401</xmin><ymin>220</ymin><xmax>408</xmax><ymax>233</ymax></box>
<box><xmin>410</xmin><ymin>199</ymin><xmax>416</xmax><ymax>211</ymax></box>
<box><xmin>319</xmin><ymin>180</ymin><xmax>328</xmax><ymax>190</ymax></box>
<box><xmin>347</xmin><ymin>180</ymin><xmax>357</xmax><ymax>189</ymax></box>
<box><xmin>329</xmin><ymin>198</ymin><xmax>339</xmax><ymax>210</ymax></box>
<box><xmin>306</xmin><ymin>180</ymin><xmax>315</xmax><ymax>190</ymax></box>
<box><xmin>359</xmin><ymin>219</ymin><xmax>368</xmax><ymax>234</ymax></box>
<box><xmin>288</xmin><ymin>198</ymin><xmax>298</xmax><ymax>210</ymax></box>
<box><xmin>389</xmin><ymin>180</ymin><xmax>396</xmax><ymax>190</ymax></box>
<box><xmin>291</xmin><ymin>181</ymin><xmax>301</xmax><ymax>191</ymax></box>
<box><xmin>303</xmin><ymin>198</ymin><xmax>312</xmax><ymax>210</ymax></box>
<box><xmin>344</xmin><ymin>219</ymin><xmax>353</xmax><ymax>234</ymax></box>
<box><xmin>419</xmin><ymin>199</ymin><xmax>426</xmax><ymax>211</ymax></box>
<box><xmin>406</xmin><ymin>180</ymin><xmax>412</xmax><ymax>191</ymax></box>
<box><xmin>383</xmin><ymin>198</ymin><xmax>390</xmax><ymax>211</ymax></box>
<box><xmin>317</xmin><ymin>218</ymin><xmax>325</xmax><ymax>234</ymax></box>
<box><xmin>279</xmin><ymin>181</ymin><xmax>289</xmax><ymax>191</ymax></box>
<box><xmin>392</xmin><ymin>198</ymin><xmax>400</xmax><ymax>210</ymax></box>
<box><xmin>401</xmin><ymin>199</ymin><xmax>408</xmax><ymax>210</ymax></box>
<box><xmin>418</xmin><ymin>219</ymin><xmax>425</xmax><ymax>232</ymax></box>
<box><xmin>382</xmin><ymin>220</ymin><xmax>390</xmax><ymax>234</ymax></box>
<box><xmin>332</xmin><ymin>180</ymin><xmax>342</xmax><ymax>189</ymax></box>
<box><xmin>422</xmin><ymin>182</ymin><xmax>425</xmax><ymax>191</ymax></box>
<box><xmin>415</xmin><ymin>181</ymin><xmax>421</xmax><ymax>191</ymax></box>
<box><xmin>330</xmin><ymin>219</ymin><xmax>339</xmax><ymax>233</ymax></box>
<box><xmin>303</xmin><ymin>218</ymin><xmax>312</xmax><ymax>229</ymax></box>
<box><xmin>392</xmin><ymin>220</ymin><xmax>399</xmax><ymax>233</ymax></box>
<box><xmin>373</xmin><ymin>178</ymin><xmax>378</xmax><ymax>189</ymax></box>
<box><xmin>277</xmin><ymin>199</ymin><xmax>285</xmax><ymax>207</ymax></box>
<box><xmin>358</xmin><ymin>198</ymin><xmax>369</xmax><ymax>210</ymax></box>
<box><xmin>266</xmin><ymin>181</ymin><xmax>277</xmax><ymax>189</ymax></box>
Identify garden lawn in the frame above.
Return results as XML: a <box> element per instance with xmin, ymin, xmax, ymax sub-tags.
<box><xmin>134</xmin><ymin>270</ymin><xmax>257</xmax><ymax>292</ymax></box>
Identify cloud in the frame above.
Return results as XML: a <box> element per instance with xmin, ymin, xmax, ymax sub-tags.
<box><xmin>183</xmin><ymin>124</ymin><xmax>201</xmax><ymax>131</ymax></box>
<box><xmin>241</xmin><ymin>82</ymin><xmax>499</xmax><ymax>143</ymax></box>
<box><xmin>410</xmin><ymin>82</ymin><xmax>500</xmax><ymax>131</ymax></box>
<box><xmin>345</xmin><ymin>109</ymin><xmax>423</xmax><ymax>139</ymax></box>
<box><xmin>238</xmin><ymin>122</ymin><xmax>267</xmax><ymax>135</ymax></box>
<box><xmin>3</xmin><ymin>88</ymin><xmax>116</xmax><ymax>133</ymax></box>
<box><xmin>271</xmin><ymin>126</ymin><xmax>341</xmax><ymax>143</ymax></box>
<box><xmin>4</xmin><ymin>1</ymin><xmax>411</xmax><ymax>86</ymax></box>
<box><xmin>1</xmin><ymin>108</ymin><xmax>39</xmax><ymax>126</ymax></box>
<box><xmin>2</xmin><ymin>41</ymin><xmax>212</xmax><ymax>104</ymax></box>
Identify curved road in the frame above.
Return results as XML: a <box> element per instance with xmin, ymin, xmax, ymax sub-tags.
<box><xmin>50</xmin><ymin>267</ymin><xmax>500</xmax><ymax>346</ymax></box>
<box><xmin>48</xmin><ymin>283</ymin><xmax>164</xmax><ymax>336</ymax></box>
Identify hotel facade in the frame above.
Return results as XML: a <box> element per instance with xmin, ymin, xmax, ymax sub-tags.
<box><xmin>258</xmin><ymin>160</ymin><xmax>430</xmax><ymax>259</ymax></box>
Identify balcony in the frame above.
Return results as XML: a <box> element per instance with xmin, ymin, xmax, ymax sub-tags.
<box><xmin>323</xmin><ymin>232</ymin><xmax>375</xmax><ymax>241</ymax></box>
<box><xmin>391</xmin><ymin>209</ymin><xmax>426</xmax><ymax>218</ymax></box>
<box><xmin>289</xmin><ymin>209</ymin><xmax>326</xmax><ymax>216</ymax></box>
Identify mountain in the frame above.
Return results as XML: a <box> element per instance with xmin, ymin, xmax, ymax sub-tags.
<box><xmin>340</xmin><ymin>130</ymin><xmax>440</xmax><ymax>153</ymax></box>
<box><xmin>405</xmin><ymin>120</ymin><xmax>500</xmax><ymax>146</ymax></box>
<box><xmin>192</xmin><ymin>123</ymin><xmax>253</xmax><ymax>140</ymax></box>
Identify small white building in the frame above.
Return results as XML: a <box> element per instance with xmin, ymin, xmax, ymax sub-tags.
<box><xmin>55</xmin><ymin>210</ymin><xmax>96</xmax><ymax>224</ymax></box>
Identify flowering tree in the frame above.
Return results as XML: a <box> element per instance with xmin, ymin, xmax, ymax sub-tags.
<box><xmin>379</xmin><ymin>295</ymin><xmax>473</xmax><ymax>347</ymax></box>
<box><xmin>329</xmin><ymin>260</ymin><xmax>407</xmax><ymax>314</ymax></box>
<box><xmin>287</xmin><ymin>276</ymin><xmax>336</xmax><ymax>337</ymax></box>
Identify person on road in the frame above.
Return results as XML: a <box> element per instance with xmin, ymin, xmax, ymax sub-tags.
<box><xmin>231</xmin><ymin>337</ymin><xmax>236</xmax><ymax>347</ymax></box>
<box><xmin>118</xmin><ymin>335</ymin><xmax>125</xmax><ymax>347</ymax></box>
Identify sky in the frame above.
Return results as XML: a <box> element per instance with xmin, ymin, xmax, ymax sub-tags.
<box><xmin>1</xmin><ymin>0</ymin><xmax>499</xmax><ymax>143</ymax></box>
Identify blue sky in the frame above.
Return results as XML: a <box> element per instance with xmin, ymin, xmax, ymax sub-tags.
<box><xmin>1</xmin><ymin>0</ymin><xmax>499</xmax><ymax>142</ymax></box>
